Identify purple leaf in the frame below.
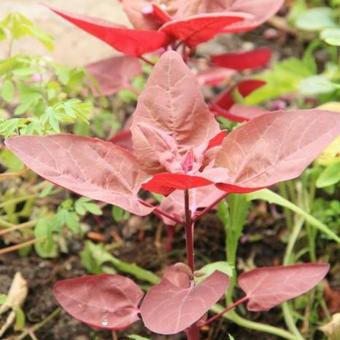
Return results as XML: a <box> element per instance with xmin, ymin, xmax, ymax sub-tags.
<box><xmin>239</xmin><ymin>263</ymin><xmax>330</xmax><ymax>311</ymax></box>
<box><xmin>54</xmin><ymin>274</ymin><xmax>144</xmax><ymax>330</ymax></box>
<box><xmin>5</xmin><ymin>135</ymin><xmax>152</xmax><ymax>216</ymax></box>
<box><xmin>140</xmin><ymin>265</ymin><xmax>229</xmax><ymax>334</ymax></box>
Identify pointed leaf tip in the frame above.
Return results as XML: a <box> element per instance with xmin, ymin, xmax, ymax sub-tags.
<box><xmin>48</xmin><ymin>6</ymin><xmax>169</xmax><ymax>56</ymax></box>
<box><xmin>239</xmin><ymin>263</ymin><xmax>330</xmax><ymax>311</ymax></box>
<box><xmin>215</xmin><ymin>110</ymin><xmax>340</xmax><ymax>192</ymax></box>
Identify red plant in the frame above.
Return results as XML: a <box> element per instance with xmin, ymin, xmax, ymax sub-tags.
<box><xmin>5</xmin><ymin>51</ymin><xmax>340</xmax><ymax>339</ymax></box>
<box><xmin>46</xmin><ymin>1</ymin><xmax>282</xmax><ymax>102</ymax></box>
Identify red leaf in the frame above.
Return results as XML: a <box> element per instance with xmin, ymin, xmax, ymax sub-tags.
<box><xmin>140</xmin><ymin>266</ymin><xmax>229</xmax><ymax>334</ymax></box>
<box><xmin>196</xmin><ymin>67</ymin><xmax>236</xmax><ymax>86</ymax></box>
<box><xmin>212</xmin><ymin>79</ymin><xmax>266</xmax><ymax>112</ymax></box>
<box><xmin>5</xmin><ymin>135</ymin><xmax>153</xmax><ymax>216</ymax></box>
<box><xmin>49</xmin><ymin>6</ymin><xmax>169</xmax><ymax>57</ymax></box>
<box><xmin>211</xmin><ymin>48</ymin><xmax>272</xmax><ymax>71</ymax></box>
<box><xmin>172</xmin><ymin>0</ymin><xmax>283</xmax><ymax>34</ymax></box>
<box><xmin>86</xmin><ymin>56</ymin><xmax>141</xmax><ymax>96</ymax></box>
<box><xmin>131</xmin><ymin>51</ymin><xmax>221</xmax><ymax>174</ymax></box>
<box><xmin>214</xmin><ymin>110</ymin><xmax>340</xmax><ymax>193</ymax></box>
<box><xmin>159</xmin><ymin>185</ymin><xmax>225</xmax><ymax>225</ymax></box>
<box><xmin>239</xmin><ymin>263</ymin><xmax>329</xmax><ymax>311</ymax></box>
<box><xmin>142</xmin><ymin>173</ymin><xmax>213</xmax><ymax>196</ymax></box>
<box><xmin>150</xmin><ymin>4</ymin><xmax>172</xmax><ymax>24</ymax></box>
<box><xmin>160</xmin><ymin>13</ymin><xmax>247</xmax><ymax>47</ymax></box>
<box><xmin>207</xmin><ymin>131</ymin><xmax>228</xmax><ymax>150</ymax></box>
<box><xmin>54</xmin><ymin>274</ymin><xmax>144</xmax><ymax>330</ymax></box>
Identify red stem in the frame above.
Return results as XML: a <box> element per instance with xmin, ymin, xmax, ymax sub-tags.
<box><xmin>200</xmin><ymin>296</ymin><xmax>249</xmax><ymax>328</ymax></box>
<box><xmin>184</xmin><ymin>190</ymin><xmax>195</xmax><ymax>272</ymax></box>
<box><xmin>193</xmin><ymin>193</ymin><xmax>228</xmax><ymax>222</ymax></box>
<box><xmin>184</xmin><ymin>189</ymin><xmax>199</xmax><ymax>340</ymax></box>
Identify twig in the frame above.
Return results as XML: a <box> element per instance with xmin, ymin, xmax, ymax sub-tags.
<box><xmin>0</xmin><ymin>238</ymin><xmax>40</xmax><ymax>255</ymax></box>
<box><xmin>16</xmin><ymin>309</ymin><xmax>60</xmax><ymax>340</ymax></box>
<box><xmin>0</xmin><ymin>220</ymin><xmax>37</xmax><ymax>236</ymax></box>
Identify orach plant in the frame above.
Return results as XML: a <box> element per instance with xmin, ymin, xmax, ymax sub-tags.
<box><xmin>5</xmin><ymin>51</ymin><xmax>340</xmax><ymax>339</ymax></box>
<box><xmin>45</xmin><ymin>0</ymin><xmax>282</xmax><ymax>106</ymax></box>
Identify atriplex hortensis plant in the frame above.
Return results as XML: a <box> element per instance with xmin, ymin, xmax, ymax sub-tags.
<box><xmin>5</xmin><ymin>51</ymin><xmax>340</xmax><ymax>339</ymax></box>
<box><xmin>46</xmin><ymin>0</ymin><xmax>281</xmax><ymax>119</ymax></box>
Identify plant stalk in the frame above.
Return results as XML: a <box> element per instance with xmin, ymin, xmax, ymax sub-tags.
<box><xmin>184</xmin><ymin>189</ymin><xmax>199</xmax><ymax>340</ymax></box>
<box><xmin>184</xmin><ymin>190</ymin><xmax>195</xmax><ymax>272</ymax></box>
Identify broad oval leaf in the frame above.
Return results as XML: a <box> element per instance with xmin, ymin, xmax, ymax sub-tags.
<box><xmin>49</xmin><ymin>7</ymin><xmax>169</xmax><ymax>56</ymax></box>
<box><xmin>211</xmin><ymin>48</ymin><xmax>272</xmax><ymax>71</ymax></box>
<box><xmin>54</xmin><ymin>274</ymin><xmax>144</xmax><ymax>330</ymax></box>
<box><xmin>86</xmin><ymin>56</ymin><xmax>141</xmax><ymax>96</ymax></box>
<box><xmin>5</xmin><ymin>135</ymin><xmax>153</xmax><ymax>216</ymax></box>
<box><xmin>214</xmin><ymin>110</ymin><xmax>340</xmax><ymax>192</ymax></box>
<box><xmin>160</xmin><ymin>13</ymin><xmax>247</xmax><ymax>47</ymax></box>
<box><xmin>131</xmin><ymin>51</ymin><xmax>221</xmax><ymax>174</ymax></box>
<box><xmin>239</xmin><ymin>263</ymin><xmax>329</xmax><ymax>311</ymax></box>
<box><xmin>142</xmin><ymin>173</ymin><xmax>213</xmax><ymax>196</ymax></box>
<box><xmin>140</xmin><ymin>268</ymin><xmax>229</xmax><ymax>334</ymax></box>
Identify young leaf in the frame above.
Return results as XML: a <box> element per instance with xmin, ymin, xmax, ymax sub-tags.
<box><xmin>239</xmin><ymin>263</ymin><xmax>329</xmax><ymax>311</ymax></box>
<box><xmin>86</xmin><ymin>56</ymin><xmax>141</xmax><ymax>97</ymax></box>
<box><xmin>34</xmin><ymin>218</ymin><xmax>58</xmax><ymax>258</ymax></box>
<box><xmin>160</xmin><ymin>13</ymin><xmax>246</xmax><ymax>47</ymax></box>
<box><xmin>131</xmin><ymin>51</ymin><xmax>221</xmax><ymax>173</ymax></box>
<box><xmin>5</xmin><ymin>135</ymin><xmax>153</xmax><ymax>216</ymax></box>
<box><xmin>140</xmin><ymin>266</ymin><xmax>229</xmax><ymax>334</ymax></box>
<box><xmin>54</xmin><ymin>274</ymin><xmax>144</xmax><ymax>330</ymax></box>
<box><xmin>142</xmin><ymin>173</ymin><xmax>213</xmax><ymax>196</ymax></box>
<box><xmin>211</xmin><ymin>48</ymin><xmax>272</xmax><ymax>71</ymax></box>
<box><xmin>214</xmin><ymin>110</ymin><xmax>340</xmax><ymax>193</ymax></box>
<box><xmin>49</xmin><ymin>7</ymin><xmax>169</xmax><ymax>56</ymax></box>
